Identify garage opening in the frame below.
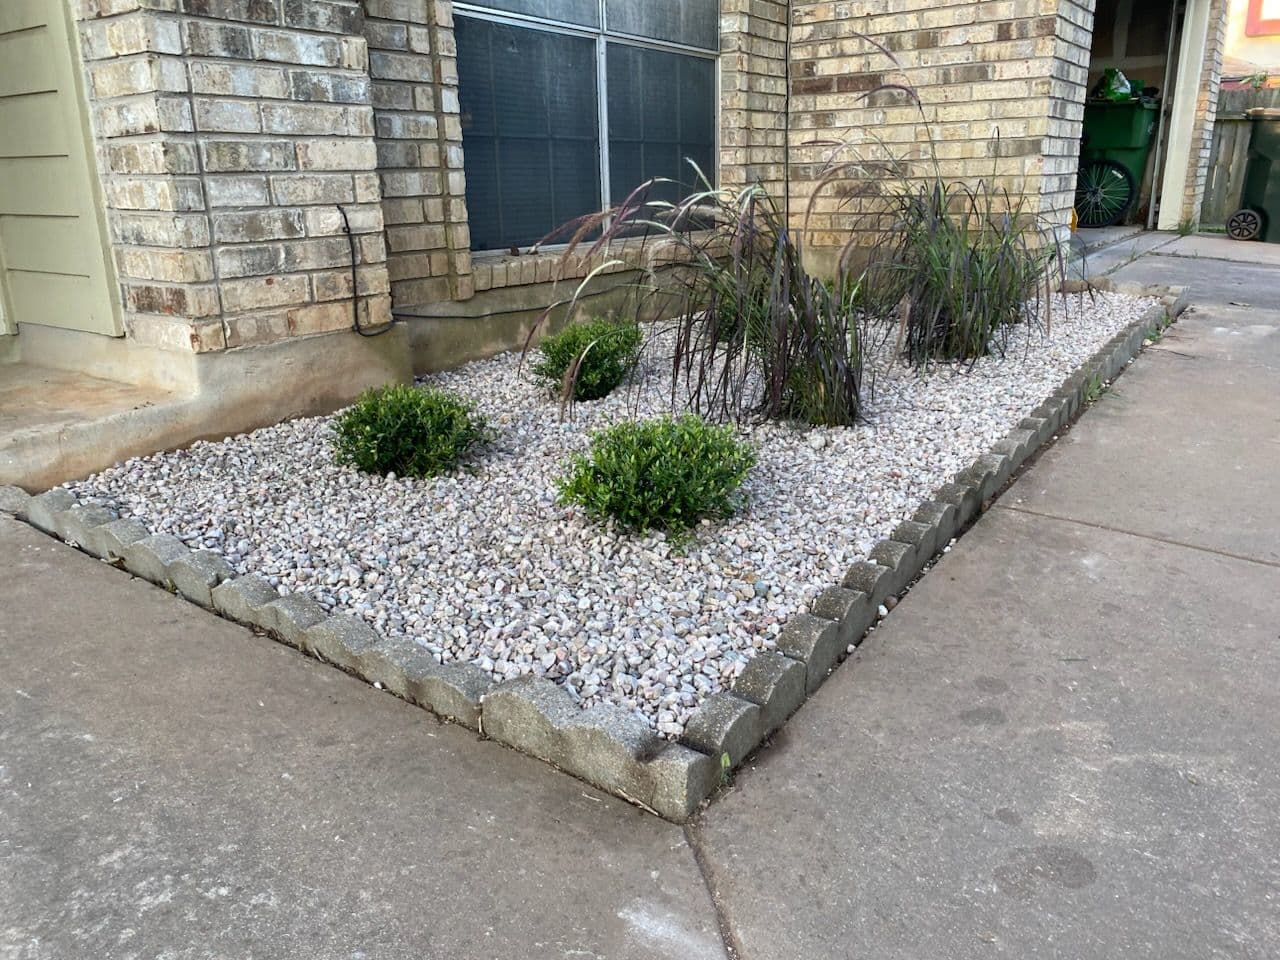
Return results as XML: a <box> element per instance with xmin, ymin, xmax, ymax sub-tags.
<box><xmin>1076</xmin><ymin>0</ymin><xmax>1184</xmax><ymax>236</ymax></box>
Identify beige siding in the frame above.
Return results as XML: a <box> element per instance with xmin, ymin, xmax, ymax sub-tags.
<box><xmin>0</xmin><ymin>0</ymin><xmax>120</xmax><ymax>337</ymax></box>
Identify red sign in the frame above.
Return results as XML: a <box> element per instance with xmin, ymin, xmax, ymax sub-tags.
<box><xmin>1246</xmin><ymin>0</ymin><xmax>1280</xmax><ymax>36</ymax></box>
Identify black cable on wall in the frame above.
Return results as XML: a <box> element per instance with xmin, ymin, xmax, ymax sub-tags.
<box><xmin>338</xmin><ymin>204</ymin><xmax>392</xmax><ymax>338</ymax></box>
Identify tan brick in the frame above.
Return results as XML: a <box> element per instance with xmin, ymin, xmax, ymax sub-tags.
<box><xmin>188</xmin><ymin>62</ymin><xmax>289</xmax><ymax>99</ymax></box>
<box><xmin>125</xmin><ymin>315</ymin><xmax>227</xmax><ymax>354</ymax></box>
<box><xmin>223</xmin><ymin>311</ymin><xmax>291</xmax><ymax>348</ymax></box>
<box><xmin>220</xmin><ymin>275</ymin><xmax>311</xmax><ymax>312</ymax></box>
<box><xmin>193</xmin><ymin>98</ymin><xmax>261</xmax><ymax>133</ymax></box>
<box><xmin>213</xmin><ymin>209</ymin><xmax>307</xmax><ymax>243</ymax></box>
<box><xmin>295</xmin><ymin>139</ymin><xmax>378</xmax><ymax>171</ymax></box>
<box><xmin>125</xmin><ymin>281</ymin><xmax>221</xmax><ymax>318</ymax></box>
<box><xmin>269</xmin><ymin>173</ymin><xmax>356</xmax><ymax>205</ymax></box>
<box><xmin>201</xmin><ymin>139</ymin><xmax>296</xmax><ymax>172</ymax></box>
<box><xmin>116</xmin><ymin>247</ymin><xmax>215</xmax><ymax>283</ymax></box>
<box><xmin>283</xmin><ymin>300</ymin><xmax>355</xmax><ymax>337</ymax></box>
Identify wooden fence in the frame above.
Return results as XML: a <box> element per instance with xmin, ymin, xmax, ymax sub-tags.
<box><xmin>1201</xmin><ymin>88</ymin><xmax>1280</xmax><ymax>228</ymax></box>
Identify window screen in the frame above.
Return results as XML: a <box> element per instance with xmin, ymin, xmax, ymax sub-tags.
<box><xmin>462</xmin><ymin>0</ymin><xmax>600</xmax><ymax>28</ymax></box>
<box><xmin>607</xmin><ymin>44</ymin><xmax>716</xmax><ymax>207</ymax></box>
<box><xmin>605</xmin><ymin>0</ymin><xmax>719</xmax><ymax>51</ymax></box>
<box><xmin>454</xmin><ymin>7</ymin><xmax>718</xmax><ymax>252</ymax></box>
<box><xmin>455</xmin><ymin>17</ymin><xmax>601</xmax><ymax>250</ymax></box>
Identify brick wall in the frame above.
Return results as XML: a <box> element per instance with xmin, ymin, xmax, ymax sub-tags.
<box><xmin>363</xmin><ymin>0</ymin><xmax>472</xmax><ymax>309</ymax></box>
<box><xmin>1040</xmin><ymin>1</ymin><xmax>1094</xmax><ymax>225</ymax></box>
<box><xmin>74</xmin><ymin>0</ymin><xmax>1229</xmax><ymax>366</ymax></box>
<box><xmin>720</xmin><ymin>0</ymin><xmax>790</xmax><ymax>199</ymax></box>
<box><xmin>788</xmin><ymin>0</ymin><xmax>1095</xmax><ymax>260</ymax></box>
<box><xmin>76</xmin><ymin>0</ymin><xmax>391</xmax><ymax>354</ymax></box>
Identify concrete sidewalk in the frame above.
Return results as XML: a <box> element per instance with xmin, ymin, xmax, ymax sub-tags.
<box><xmin>3</xmin><ymin>238</ymin><xmax>1279</xmax><ymax>959</ymax></box>
<box><xmin>0</xmin><ymin>518</ymin><xmax>727</xmax><ymax>960</ymax></box>
<box><xmin>699</xmin><ymin>249</ymin><xmax>1280</xmax><ymax>958</ymax></box>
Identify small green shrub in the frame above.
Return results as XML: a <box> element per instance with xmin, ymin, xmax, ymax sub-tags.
<box><xmin>332</xmin><ymin>384</ymin><xmax>491</xmax><ymax>478</ymax></box>
<box><xmin>558</xmin><ymin>415</ymin><xmax>755</xmax><ymax>535</ymax></box>
<box><xmin>531</xmin><ymin>316</ymin><xmax>643</xmax><ymax>401</ymax></box>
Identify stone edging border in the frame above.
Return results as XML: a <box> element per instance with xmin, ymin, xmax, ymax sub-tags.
<box><xmin>0</xmin><ymin>291</ymin><xmax>1186</xmax><ymax>822</ymax></box>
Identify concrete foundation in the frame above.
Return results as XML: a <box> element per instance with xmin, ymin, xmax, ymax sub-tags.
<box><xmin>1</xmin><ymin>325</ymin><xmax>412</xmax><ymax>490</ymax></box>
<box><xmin>400</xmin><ymin>268</ymin><xmax>681</xmax><ymax>375</ymax></box>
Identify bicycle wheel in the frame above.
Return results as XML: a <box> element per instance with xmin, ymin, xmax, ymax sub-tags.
<box><xmin>1074</xmin><ymin>159</ymin><xmax>1135</xmax><ymax>228</ymax></box>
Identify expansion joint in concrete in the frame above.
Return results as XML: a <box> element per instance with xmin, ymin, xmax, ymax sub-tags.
<box><xmin>997</xmin><ymin>503</ymin><xmax>1280</xmax><ymax>570</ymax></box>
<box><xmin>684</xmin><ymin>818</ymin><xmax>746</xmax><ymax>960</ymax></box>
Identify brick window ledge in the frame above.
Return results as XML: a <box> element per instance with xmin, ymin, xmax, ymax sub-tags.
<box><xmin>470</xmin><ymin>233</ymin><xmax>714</xmax><ymax>293</ymax></box>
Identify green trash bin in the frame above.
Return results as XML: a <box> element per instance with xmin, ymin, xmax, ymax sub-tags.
<box><xmin>1226</xmin><ymin>108</ymin><xmax>1280</xmax><ymax>243</ymax></box>
<box><xmin>1075</xmin><ymin>100</ymin><xmax>1160</xmax><ymax>228</ymax></box>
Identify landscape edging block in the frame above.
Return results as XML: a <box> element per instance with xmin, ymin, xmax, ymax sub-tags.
<box><xmin>867</xmin><ymin>539</ymin><xmax>918</xmax><ymax>597</ymax></box>
<box><xmin>58</xmin><ymin>504</ymin><xmax>119</xmax><ymax>550</ymax></box>
<box><xmin>648</xmin><ymin>744</ymin><xmax>719</xmax><ymax>822</ymax></box>
<box><xmin>733</xmin><ymin>651</ymin><xmax>807</xmax><ymax>735</ymax></box>
<box><xmin>892</xmin><ymin>519</ymin><xmax>937</xmax><ymax>563</ymax></box>
<box><xmin>974</xmin><ymin>451</ymin><xmax>1014</xmax><ymax>493</ymax></box>
<box><xmin>482</xmin><ymin>677</ymin><xmax>714</xmax><ymax>812</ymax></box>
<box><xmin>24</xmin><ymin>489</ymin><xmax>75</xmax><ymax>535</ymax></box>
<box><xmin>935</xmin><ymin>480</ymin><xmax>980</xmax><ymax>529</ymax></box>
<box><xmin>212</xmin><ymin>575</ymin><xmax>281</xmax><ymax>625</ymax></box>
<box><xmin>0</xmin><ymin>485</ymin><xmax>32</xmax><ymax>516</ymax></box>
<box><xmin>841</xmin><ymin>560</ymin><xmax>892</xmax><ymax>609</ymax></box>
<box><xmin>1109</xmin><ymin>346</ymin><xmax>1129</xmax><ymax>380</ymax></box>
<box><xmin>481</xmin><ymin>676</ymin><xmax>579</xmax><ymax>768</ymax></box>
<box><xmin>405</xmin><ymin>658</ymin><xmax>492</xmax><ymax>730</ymax></box>
<box><xmin>257</xmin><ymin>593</ymin><xmax>329</xmax><ymax>649</ymax></box>
<box><xmin>121</xmin><ymin>533</ymin><xmax>191</xmax><ymax>589</ymax></box>
<box><xmin>562</xmin><ymin>704</ymin><xmax>663</xmax><ymax>801</ymax></box>
<box><xmin>992</xmin><ymin>427</ymin><xmax>1037</xmax><ymax>467</ymax></box>
<box><xmin>88</xmin><ymin>518</ymin><xmax>149</xmax><ymax>561</ymax></box>
<box><xmin>167</xmin><ymin>549</ymin><xmax>235</xmax><ymax>609</ymax></box>
<box><xmin>681</xmin><ymin>692</ymin><xmax>763</xmax><ymax>767</ymax></box>
<box><xmin>1019</xmin><ymin>416</ymin><xmax>1052</xmax><ymax>447</ymax></box>
<box><xmin>912</xmin><ymin>500</ymin><xmax>958</xmax><ymax>550</ymax></box>
<box><xmin>809</xmin><ymin>586</ymin><xmax>874</xmax><ymax>650</ymax></box>
<box><xmin>304</xmin><ymin>615</ymin><xmax>381</xmax><ymax>672</ymax></box>
<box><xmin>775</xmin><ymin>612</ymin><xmax>843</xmax><ymax>693</ymax></box>
<box><xmin>351</xmin><ymin>635</ymin><xmax>422</xmax><ymax>698</ymax></box>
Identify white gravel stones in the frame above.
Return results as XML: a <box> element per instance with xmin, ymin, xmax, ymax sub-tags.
<box><xmin>65</xmin><ymin>292</ymin><xmax>1153</xmax><ymax>736</ymax></box>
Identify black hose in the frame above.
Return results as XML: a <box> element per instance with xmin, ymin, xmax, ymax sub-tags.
<box><xmin>338</xmin><ymin>204</ymin><xmax>392</xmax><ymax>337</ymax></box>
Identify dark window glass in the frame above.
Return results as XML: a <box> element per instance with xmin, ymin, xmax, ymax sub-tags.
<box><xmin>455</xmin><ymin>17</ymin><xmax>601</xmax><ymax>250</ymax></box>
<box><xmin>464</xmin><ymin>0</ymin><xmax>600</xmax><ymax>28</ymax></box>
<box><xmin>607</xmin><ymin>44</ymin><xmax>715</xmax><ymax>210</ymax></box>
<box><xmin>605</xmin><ymin>0</ymin><xmax>718</xmax><ymax>50</ymax></box>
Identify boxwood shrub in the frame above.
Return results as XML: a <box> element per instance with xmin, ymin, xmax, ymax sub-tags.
<box><xmin>558</xmin><ymin>415</ymin><xmax>755</xmax><ymax>535</ymax></box>
<box><xmin>532</xmin><ymin>316</ymin><xmax>643</xmax><ymax>401</ymax></box>
<box><xmin>332</xmin><ymin>384</ymin><xmax>491</xmax><ymax>478</ymax></box>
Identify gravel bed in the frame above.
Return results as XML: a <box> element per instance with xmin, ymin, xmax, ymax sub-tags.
<box><xmin>67</xmin><ymin>292</ymin><xmax>1153</xmax><ymax>737</ymax></box>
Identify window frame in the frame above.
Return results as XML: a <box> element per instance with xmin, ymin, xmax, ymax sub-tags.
<box><xmin>452</xmin><ymin>0</ymin><xmax>721</xmax><ymax>247</ymax></box>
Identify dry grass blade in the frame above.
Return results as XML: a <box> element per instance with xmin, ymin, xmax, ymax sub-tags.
<box><xmin>558</xmin><ymin>339</ymin><xmax>599</xmax><ymax>421</ymax></box>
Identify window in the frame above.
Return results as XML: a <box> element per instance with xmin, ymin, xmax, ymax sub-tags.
<box><xmin>454</xmin><ymin>1</ymin><xmax>718</xmax><ymax>252</ymax></box>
